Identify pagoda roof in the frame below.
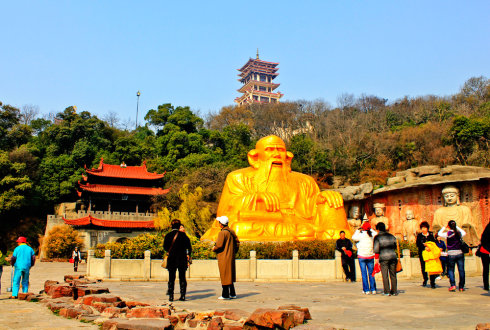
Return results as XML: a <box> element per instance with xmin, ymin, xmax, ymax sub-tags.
<box><xmin>79</xmin><ymin>183</ymin><xmax>170</xmax><ymax>196</ymax></box>
<box><xmin>85</xmin><ymin>159</ymin><xmax>165</xmax><ymax>180</ymax></box>
<box><xmin>238</xmin><ymin>80</ymin><xmax>280</xmax><ymax>93</ymax></box>
<box><xmin>238</xmin><ymin>58</ymin><xmax>279</xmax><ymax>72</ymax></box>
<box><xmin>63</xmin><ymin>215</ymin><xmax>155</xmax><ymax>228</ymax></box>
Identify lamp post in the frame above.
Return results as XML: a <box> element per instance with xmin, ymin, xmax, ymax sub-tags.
<box><xmin>135</xmin><ymin>90</ymin><xmax>141</xmax><ymax>129</ymax></box>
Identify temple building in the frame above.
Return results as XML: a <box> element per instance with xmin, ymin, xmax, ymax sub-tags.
<box><xmin>235</xmin><ymin>51</ymin><xmax>283</xmax><ymax>106</ymax></box>
<box><xmin>43</xmin><ymin>159</ymin><xmax>169</xmax><ymax>254</ymax></box>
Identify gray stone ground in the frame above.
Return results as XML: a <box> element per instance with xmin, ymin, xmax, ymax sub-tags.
<box><xmin>0</xmin><ymin>262</ymin><xmax>489</xmax><ymax>329</ymax></box>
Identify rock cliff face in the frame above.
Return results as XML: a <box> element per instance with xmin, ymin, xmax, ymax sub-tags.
<box><xmin>333</xmin><ymin>165</ymin><xmax>490</xmax><ymax>201</ymax></box>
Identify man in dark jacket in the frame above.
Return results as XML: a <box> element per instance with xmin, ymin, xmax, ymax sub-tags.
<box><xmin>373</xmin><ymin>223</ymin><xmax>398</xmax><ymax>296</ymax></box>
<box><xmin>336</xmin><ymin>231</ymin><xmax>356</xmax><ymax>282</ymax></box>
<box><xmin>164</xmin><ymin>219</ymin><xmax>192</xmax><ymax>301</ymax></box>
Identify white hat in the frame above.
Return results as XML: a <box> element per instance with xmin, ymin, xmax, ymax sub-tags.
<box><xmin>217</xmin><ymin>216</ymin><xmax>229</xmax><ymax>225</ymax></box>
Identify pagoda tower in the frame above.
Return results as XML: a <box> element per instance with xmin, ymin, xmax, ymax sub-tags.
<box><xmin>235</xmin><ymin>50</ymin><xmax>283</xmax><ymax>106</ymax></box>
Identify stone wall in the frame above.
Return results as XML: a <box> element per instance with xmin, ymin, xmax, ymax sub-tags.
<box><xmin>86</xmin><ymin>249</ymin><xmax>483</xmax><ymax>282</ymax></box>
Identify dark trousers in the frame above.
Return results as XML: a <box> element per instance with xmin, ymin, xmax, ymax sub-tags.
<box><xmin>0</xmin><ymin>266</ymin><xmax>3</xmax><ymax>292</ymax></box>
<box><xmin>168</xmin><ymin>266</ymin><xmax>187</xmax><ymax>293</ymax></box>
<box><xmin>481</xmin><ymin>253</ymin><xmax>489</xmax><ymax>290</ymax></box>
<box><xmin>440</xmin><ymin>257</ymin><xmax>447</xmax><ymax>276</ymax></box>
<box><xmin>380</xmin><ymin>259</ymin><xmax>397</xmax><ymax>294</ymax></box>
<box><xmin>221</xmin><ymin>284</ymin><xmax>236</xmax><ymax>298</ymax></box>
<box><xmin>419</xmin><ymin>255</ymin><xmax>436</xmax><ymax>287</ymax></box>
<box><xmin>341</xmin><ymin>256</ymin><xmax>356</xmax><ymax>281</ymax></box>
<box><xmin>74</xmin><ymin>257</ymin><xmax>79</xmax><ymax>272</ymax></box>
<box><xmin>447</xmin><ymin>253</ymin><xmax>465</xmax><ymax>289</ymax></box>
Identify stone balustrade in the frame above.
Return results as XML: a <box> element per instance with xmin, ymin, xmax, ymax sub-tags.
<box><xmin>86</xmin><ymin>248</ymin><xmax>482</xmax><ymax>282</ymax></box>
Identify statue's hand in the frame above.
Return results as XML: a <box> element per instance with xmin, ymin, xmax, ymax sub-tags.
<box><xmin>317</xmin><ymin>191</ymin><xmax>344</xmax><ymax>209</ymax></box>
<box><xmin>256</xmin><ymin>192</ymin><xmax>280</xmax><ymax>212</ymax></box>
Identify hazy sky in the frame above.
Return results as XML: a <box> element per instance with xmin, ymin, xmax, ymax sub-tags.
<box><xmin>1</xmin><ymin>1</ymin><xmax>489</xmax><ymax>124</ymax></box>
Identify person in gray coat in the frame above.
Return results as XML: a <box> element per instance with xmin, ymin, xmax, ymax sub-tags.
<box><xmin>373</xmin><ymin>222</ymin><xmax>398</xmax><ymax>296</ymax></box>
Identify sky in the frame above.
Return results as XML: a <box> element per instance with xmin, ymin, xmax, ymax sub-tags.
<box><xmin>1</xmin><ymin>1</ymin><xmax>489</xmax><ymax>125</ymax></box>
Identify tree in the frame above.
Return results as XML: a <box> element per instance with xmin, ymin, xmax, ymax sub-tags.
<box><xmin>154</xmin><ymin>184</ymin><xmax>212</xmax><ymax>237</ymax></box>
<box><xmin>43</xmin><ymin>225</ymin><xmax>84</xmax><ymax>258</ymax></box>
<box><xmin>20</xmin><ymin>104</ymin><xmax>40</xmax><ymax>125</ymax></box>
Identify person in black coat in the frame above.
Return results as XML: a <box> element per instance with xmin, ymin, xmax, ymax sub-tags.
<box><xmin>336</xmin><ymin>231</ymin><xmax>356</xmax><ymax>282</ymax></box>
<box><xmin>164</xmin><ymin>219</ymin><xmax>192</xmax><ymax>301</ymax></box>
<box><xmin>478</xmin><ymin>222</ymin><xmax>490</xmax><ymax>291</ymax></box>
<box><xmin>373</xmin><ymin>222</ymin><xmax>398</xmax><ymax>296</ymax></box>
<box><xmin>416</xmin><ymin>221</ymin><xmax>436</xmax><ymax>288</ymax></box>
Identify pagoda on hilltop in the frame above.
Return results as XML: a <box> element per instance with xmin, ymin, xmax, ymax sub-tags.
<box><xmin>44</xmin><ymin>159</ymin><xmax>170</xmax><ymax>251</ymax></box>
<box><xmin>235</xmin><ymin>50</ymin><xmax>283</xmax><ymax>106</ymax></box>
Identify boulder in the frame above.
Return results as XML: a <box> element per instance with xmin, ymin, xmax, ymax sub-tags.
<box><xmin>277</xmin><ymin>305</ymin><xmax>312</xmax><ymax>320</ymax></box>
<box><xmin>76</xmin><ymin>286</ymin><xmax>110</xmax><ymax>297</ymax></box>
<box><xmin>224</xmin><ymin>309</ymin><xmax>251</xmax><ymax>321</ymax></box>
<box><xmin>223</xmin><ymin>323</ymin><xmax>244</xmax><ymax>330</ymax></box>
<box><xmin>245</xmin><ymin>309</ymin><xmax>294</xmax><ymax>330</ymax></box>
<box><xmin>387</xmin><ymin>176</ymin><xmax>405</xmax><ymax>185</ymax></box>
<box><xmin>47</xmin><ymin>284</ymin><xmax>73</xmax><ymax>298</ymax></box>
<box><xmin>59</xmin><ymin>306</ymin><xmax>90</xmax><ymax>319</ymax></box>
<box><xmin>166</xmin><ymin>315</ymin><xmax>179</xmax><ymax>326</ymax></box>
<box><xmin>126</xmin><ymin>306</ymin><xmax>171</xmax><ymax>319</ymax></box>
<box><xmin>78</xmin><ymin>315</ymin><xmax>100</xmax><ymax>323</ymax></box>
<box><xmin>77</xmin><ymin>294</ymin><xmax>122</xmax><ymax>306</ymax></box>
<box><xmin>412</xmin><ymin>165</ymin><xmax>441</xmax><ymax>177</ymax></box>
<box><xmin>207</xmin><ymin>317</ymin><xmax>224</xmax><ymax>330</ymax></box>
<box><xmin>92</xmin><ymin>301</ymin><xmax>125</xmax><ymax>313</ymax></box>
<box><xmin>188</xmin><ymin>319</ymin><xmax>199</xmax><ymax>328</ymax></box>
<box><xmin>102</xmin><ymin>318</ymin><xmax>173</xmax><ymax>330</ymax></box>
<box><xmin>195</xmin><ymin>311</ymin><xmax>215</xmax><ymax>321</ymax></box>
<box><xmin>101</xmin><ymin>307</ymin><xmax>129</xmax><ymax>318</ymax></box>
<box><xmin>17</xmin><ymin>292</ymin><xmax>34</xmax><ymax>300</ymax></box>
<box><xmin>44</xmin><ymin>280</ymin><xmax>59</xmax><ymax>293</ymax></box>
<box><xmin>125</xmin><ymin>301</ymin><xmax>151</xmax><ymax>309</ymax></box>
<box><xmin>476</xmin><ymin>324</ymin><xmax>490</xmax><ymax>330</ymax></box>
<box><xmin>176</xmin><ymin>312</ymin><xmax>190</xmax><ymax>323</ymax></box>
<box><xmin>46</xmin><ymin>302</ymin><xmax>73</xmax><ymax>313</ymax></box>
<box><xmin>64</xmin><ymin>274</ymin><xmax>85</xmax><ymax>283</ymax></box>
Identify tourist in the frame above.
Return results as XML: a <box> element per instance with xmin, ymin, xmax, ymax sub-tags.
<box><xmin>336</xmin><ymin>231</ymin><xmax>356</xmax><ymax>282</ymax></box>
<box><xmin>476</xmin><ymin>222</ymin><xmax>490</xmax><ymax>291</ymax></box>
<box><xmin>9</xmin><ymin>237</ymin><xmax>36</xmax><ymax>299</ymax></box>
<box><xmin>438</xmin><ymin>220</ymin><xmax>466</xmax><ymax>292</ymax></box>
<box><xmin>416</xmin><ymin>221</ymin><xmax>436</xmax><ymax>288</ymax></box>
<box><xmin>435</xmin><ymin>233</ymin><xmax>448</xmax><ymax>278</ymax></box>
<box><xmin>352</xmin><ymin>221</ymin><xmax>377</xmax><ymax>294</ymax></box>
<box><xmin>373</xmin><ymin>222</ymin><xmax>398</xmax><ymax>296</ymax></box>
<box><xmin>72</xmin><ymin>246</ymin><xmax>81</xmax><ymax>272</ymax></box>
<box><xmin>212</xmin><ymin>216</ymin><xmax>240</xmax><ymax>300</ymax></box>
<box><xmin>164</xmin><ymin>219</ymin><xmax>192</xmax><ymax>301</ymax></box>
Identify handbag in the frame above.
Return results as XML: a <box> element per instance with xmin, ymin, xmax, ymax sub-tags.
<box><xmin>396</xmin><ymin>239</ymin><xmax>403</xmax><ymax>273</ymax></box>
<box><xmin>161</xmin><ymin>232</ymin><xmax>178</xmax><ymax>269</ymax></box>
<box><xmin>69</xmin><ymin>258</ymin><xmax>74</xmax><ymax>263</ymax></box>
<box><xmin>460</xmin><ymin>239</ymin><xmax>470</xmax><ymax>254</ymax></box>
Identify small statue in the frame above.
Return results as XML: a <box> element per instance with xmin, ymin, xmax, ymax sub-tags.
<box><xmin>347</xmin><ymin>205</ymin><xmax>362</xmax><ymax>233</ymax></box>
<box><xmin>371</xmin><ymin>203</ymin><xmax>389</xmax><ymax>231</ymax></box>
<box><xmin>402</xmin><ymin>209</ymin><xmax>419</xmax><ymax>242</ymax></box>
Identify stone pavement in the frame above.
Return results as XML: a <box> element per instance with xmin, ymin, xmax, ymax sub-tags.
<box><xmin>0</xmin><ymin>262</ymin><xmax>489</xmax><ymax>329</ymax></box>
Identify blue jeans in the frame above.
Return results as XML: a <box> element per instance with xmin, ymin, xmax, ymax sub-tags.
<box><xmin>358</xmin><ymin>258</ymin><xmax>376</xmax><ymax>292</ymax></box>
<box><xmin>12</xmin><ymin>268</ymin><xmax>30</xmax><ymax>297</ymax></box>
<box><xmin>447</xmin><ymin>254</ymin><xmax>465</xmax><ymax>289</ymax></box>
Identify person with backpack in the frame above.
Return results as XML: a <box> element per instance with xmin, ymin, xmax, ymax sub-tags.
<box><xmin>213</xmin><ymin>216</ymin><xmax>240</xmax><ymax>300</ymax></box>
<box><xmin>438</xmin><ymin>220</ymin><xmax>467</xmax><ymax>292</ymax></box>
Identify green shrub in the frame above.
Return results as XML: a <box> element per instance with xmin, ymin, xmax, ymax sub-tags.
<box><xmin>44</xmin><ymin>225</ymin><xmax>84</xmax><ymax>259</ymax></box>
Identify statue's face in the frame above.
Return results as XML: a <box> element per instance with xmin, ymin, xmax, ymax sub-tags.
<box><xmin>257</xmin><ymin>140</ymin><xmax>287</xmax><ymax>165</ymax></box>
<box><xmin>406</xmin><ymin>210</ymin><xmax>414</xmax><ymax>220</ymax></box>
<box><xmin>349</xmin><ymin>206</ymin><xmax>360</xmax><ymax>219</ymax></box>
<box><xmin>443</xmin><ymin>192</ymin><xmax>458</xmax><ymax>205</ymax></box>
<box><xmin>374</xmin><ymin>207</ymin><xmax>384</xmax><ymax>216</ymax></box>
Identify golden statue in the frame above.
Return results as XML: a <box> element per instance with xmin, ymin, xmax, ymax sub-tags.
<box><xmin>201</xmin><ymin>135</ymin><xmax>350</xmax><ymax>242</ymax></box>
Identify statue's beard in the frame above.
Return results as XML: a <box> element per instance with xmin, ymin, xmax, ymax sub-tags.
<box><xmin>255</xmin><ymin>159</ymin><xmax>290</xmax><ymax>190</ymax></box>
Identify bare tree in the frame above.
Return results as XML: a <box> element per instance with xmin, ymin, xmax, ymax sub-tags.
<box><xmin>20</xmin><ymin>104</ymin><xmax>40</xmax><ymax>125</ymax></box>
<box><xmin>103</xmin><ymin>111</ymin><xmax>120</xmax><ymax>128</ymax></box>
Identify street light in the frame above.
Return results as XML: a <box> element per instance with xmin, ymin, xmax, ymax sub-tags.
<box><xmin>135</xmin><ymin>90</ymin><xmax>141</xmax><ymax>130</ymax></box>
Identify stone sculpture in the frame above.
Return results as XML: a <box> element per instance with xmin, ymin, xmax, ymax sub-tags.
<box><xmin>347</xmin><ymin>205</ymin><xmax>362</xmax><ymax>233</ymax></box>
<box><xmin>201</xmin><ymin>135</ymin><xmax>350</xmax><ymax>241</ymax></box>
<box><xmin>371</xmin><ymin>202</ymin><xmax>389</xmax><ymax>231</ymax></box>
<box><xmin>402</xmin><ymin>209</ymin><xmax>419</xmax><ymax>242</ymax></box>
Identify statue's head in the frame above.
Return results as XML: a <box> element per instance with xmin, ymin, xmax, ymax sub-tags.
<box><xmin>406</xmin><ymin>209</ymin><xmax>415</xmax><ymax>220</ymax></box>
<box><xmin>248</xmin><ymin>135</ymin><xmax>293</xmax><ymax>182</ymax></box>
<box><xmin>373</xmin><ymin>203</ymin><xmax>385</xmax><ymax>217</ymax></box>
<box><xmin>349</xmin><ymin>205</ymin><xmax>360</xmax><ymax>219</ymax></box>
<box><xmin>441</xmin><ymin>185</ymin><xmax>460</xmax><ymax>206</ymax></box>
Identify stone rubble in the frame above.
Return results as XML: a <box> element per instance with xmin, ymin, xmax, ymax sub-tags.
<box><xmin>15</xmin><ymin>275</ymin><xmax>316</xmax><ymax>329</ymax></box>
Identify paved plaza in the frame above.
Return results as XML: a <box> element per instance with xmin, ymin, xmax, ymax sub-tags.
<box><xmin>0</xmin><ymin>262</ymin><xmax>489</xmax><ymax>329</ymax></box>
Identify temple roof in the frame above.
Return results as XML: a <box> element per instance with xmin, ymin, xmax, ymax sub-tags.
<box><xmin>85</xmin><ymin>159</ymin><xmax>165</xmax><ymax>180</ymax></box>
<box><xmin>79</xmin><ymin>183</ymin><xmax>170</xmax><ymax>196</ymax></box>
<box><xmin>238</xmin><ymin>80</ymin><xmax>280</xmax><ymax>93</ymax></box>
<box><xmin>63</xmin><ymin>215</ymin><xmax>155</xmax><ymax>228</ymax></box>
<box><xmin>238</xmin><ymin>58</ymin><xmax>279</xmax><ymax>72</ymax></box>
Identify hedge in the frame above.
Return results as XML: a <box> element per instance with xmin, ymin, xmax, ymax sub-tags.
<box><xmin>94</xmin><ymin>232</ymin><xmax>419</xmax><ymax>259</ymax></box>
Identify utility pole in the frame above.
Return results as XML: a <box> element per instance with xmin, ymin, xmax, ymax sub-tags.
<box><xmin>136</xmin><ymin>90</ymin><xmax>141</xmax><ymax>129</ymax></box>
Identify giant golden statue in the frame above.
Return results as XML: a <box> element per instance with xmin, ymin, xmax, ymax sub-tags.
<box><xmin>201</xmin><ymin>135</ymin><xmax>351</xmax><ymax>242</ymax></box>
